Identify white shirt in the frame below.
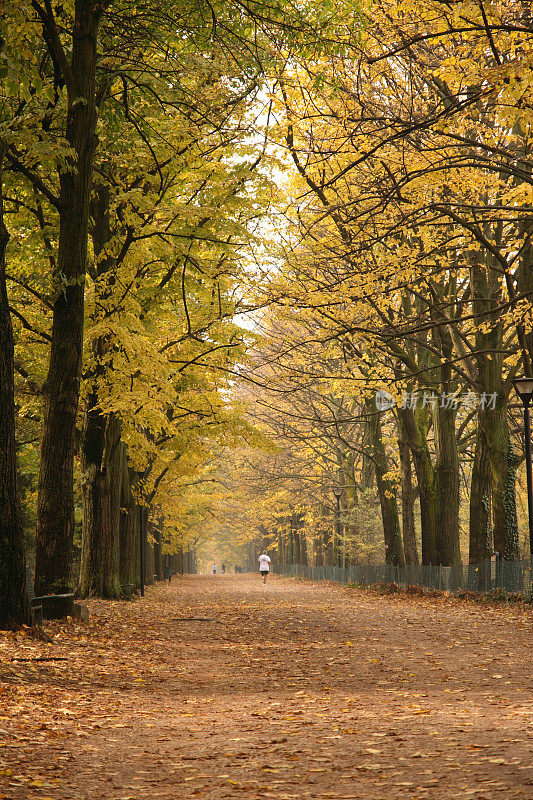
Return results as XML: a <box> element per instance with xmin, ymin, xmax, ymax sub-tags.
<box><xmin>259</xmin><ymin>554</ymin><xmax>271</xmax><ymax>572</ymax></box>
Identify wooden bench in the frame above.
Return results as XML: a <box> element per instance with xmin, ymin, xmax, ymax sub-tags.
<box><xmin>26</xmin><ymin>567</ymin><xmax>75</xmax><ymax>623</ymax></box>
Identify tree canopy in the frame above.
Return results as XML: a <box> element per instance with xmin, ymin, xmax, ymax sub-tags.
<box><xmin>1</xmin><ymin>0</ymin><xmax>533</xmax><ymax>627</ymax></box>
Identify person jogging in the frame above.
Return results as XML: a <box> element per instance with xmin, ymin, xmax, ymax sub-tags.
<box><xmin>258</xmin><ymin>551</ymin><xmax>271</xmax><ymax>584</ymax></box>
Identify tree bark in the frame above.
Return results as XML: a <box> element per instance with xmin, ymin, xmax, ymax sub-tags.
<box><xmin>485</xmin><ymin>401</ymin><xmax>520</xmax><ymax>560</ymax></box>
<box><xmin>288</xmin><ymin>518</ymin><xmax>294</xmax><ymax>564</ymax></box>
<box><xmin>434</xmin><ymin>404</ymin><xmax>461</xmax><ymax>565</ymax></box>
<box><xmin>277</xmin><ymin>528</ymin><xmax>284</xmax><ymax>565</ymax></box>
<box><xmin>293</xmin><ymin>516</ymin><xmax>301</xmax><ymax>564</ymax></box>
<box><xmin>153</xmin><ymin>525</ymin><xmax>163</xmax><ymax>580</ymax></box>
<box><xmin>471</xmin><ymin>259</ymin><xmax>520</xmax><ymax>561</ymax></box>
<box><xmin>80</xmin><ymin>413</ymin><xmax>122</xmax><ymax>597</ymax></box>
<box><xmin>80</xmin><ymin>183</ymin><xmax>123</xmax><ymax>596</ymax></box>
<box><xmin>119</xmin><ymin>458</ymin><xmax>138</xmax><ymax>589</ymax></box>
<box><xmin>108</xmin><ymin>427</ymin><xmax>124</xmax><ymax>588</ymax></box>
<box><xmin>360</xmin><ymin>420</ymin><xmax>374</xmax><ymax>490</ymax></box>
<box><xmin>366</xmin><ymin>401</ymin><xmax>405</xmax><ymax>566</ymax></box>
<box><xmin>35</xmin><ymin>0</ymin><xmax>101</xmax><ymax>593</ymax></box>
<box><xmin>321</xmin><ymin>503</ymin><xmax>334</xmax><ymax>566</ymax></box>
<box><xmin>469</xmin><ymin>410</ymin><xmax>492</xmax><ymax>564</ymax></box>
<box><xmin>342</xmin><ymin>452</ymin><xmax>359</xmax><ymax>567</ymax></box>
<box><xmin>299</xmin><ymin>531</ymin><xmax>308</xmax><ymax>566</ymax></box>
<box><xmin>145</xmin><ymin>513</ymin><xmax>154</xmax><ymax>584</ymax></box>
<box><xmin>398</xmin><ymin>406</ymin><xmax>437</xmax><ymax>565</ymax></box>
<box><xmin>398</xmin><ymin>428</ymin><xmax>419</xmax><ymax>565</ymax></box>
<box><xmin>0</xmin><ymin>142</ymin><xmax>30</xmax><ymax>628</ymax></box>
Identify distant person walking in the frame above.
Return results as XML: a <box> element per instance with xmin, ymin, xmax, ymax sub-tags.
<box><xmin>258</xmin><ymin>551</ymin><xmax>271</xmax><ymax>584</ymax></box>
<box><xmin>222</xmin><ymin>563</ymin><xmax>226</xmax><ymax>574</ymax></box>
<box><xmin>212</xmin><ymin>562</ymin><xmax>217</xmax><ymax>575</ymax></box>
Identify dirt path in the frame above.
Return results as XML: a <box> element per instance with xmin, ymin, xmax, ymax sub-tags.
<box><xmin>1</xmin><ymin>575</ymin><xmax>533</xmax><ymax>800</ymax></box>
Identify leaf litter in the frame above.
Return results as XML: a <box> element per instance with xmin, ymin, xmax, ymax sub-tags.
<box><xmin>0</xmin><ymin>575</ymin><xmax>532</xmax><ymax>799</ymax></box>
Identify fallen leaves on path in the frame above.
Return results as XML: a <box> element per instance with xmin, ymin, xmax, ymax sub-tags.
<box><xmin>1</xmin><ymin>575</ymin><xmax>533</xmax><ymax>799</ymax></box>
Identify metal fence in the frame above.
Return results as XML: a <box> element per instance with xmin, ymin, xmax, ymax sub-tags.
<box><xmin>275</xmin><ymin>560</ymin><xmax>533</xmax><ymax>595</ymax></box>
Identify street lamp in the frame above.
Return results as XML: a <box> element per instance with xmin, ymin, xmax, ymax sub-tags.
<box><xmin>512</xmin><ymin>377</ymin><xmax>533</xmax><ymax>561</ymax></box>
<box><xmin>333</xmin><ymin>487</ymin><xmax>342</xmax><ymax>568</ymax></box>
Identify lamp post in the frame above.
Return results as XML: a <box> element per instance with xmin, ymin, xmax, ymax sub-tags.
<box><xmin>512</xmin><ymin>377</ymin><xmax>533</xmax><ymax>561</ymax></box>
<box><xmin>333</xmin><ymin>487</ymin><xmax>342</xmax><ymax>568</ymax></box>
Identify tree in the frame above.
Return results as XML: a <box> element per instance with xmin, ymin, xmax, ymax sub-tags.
<box><xmin>256</xmin><ymin>0</ymin><xmax>533</xmax><ymax>567</ymax></box>
<box><xmin>0</xmin><ymin>139</ymin><xmax>30</xmax><ymax>628</ymax></box>
<box><xmin>30</xmin><ymin>0</ymin><xmax>104</xmax><ymax>593</ymax></box>
<box><xmin>1</xmin><ymin>0</ymin><xmax>359</xmax><ymax>599</ymax></box>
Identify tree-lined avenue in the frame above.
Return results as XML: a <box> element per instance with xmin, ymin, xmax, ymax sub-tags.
<box><xmin>1</xmin><ymin>575</ymin><xmax>532</xmax><ymax>799</ymax></box>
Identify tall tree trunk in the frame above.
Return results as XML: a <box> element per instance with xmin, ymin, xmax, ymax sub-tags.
<box><xmin>313</xmin><ymin>511</ymin><xmax>324</xmax><ymax>566</ymax></box>
<box><xmin>108</xmin><ymin>418</ymin><xmax>124</xmax><ymax>589</ymax></box>
<box><xmin>145</xmin><ymin>513</ymin><xmax>154</xmax><ymax>585</ymax></box>
<box><xmin>429</xmin><ymin>285</ymin><xmax>461</xmax><ymax>566</ymax></box>
<box><xmin>471</xmin><ymin>260</ymin><xmax>520</xmax><ymax>562</ymax></box>
<box><xmin>515</xmin><ymin>125</ymin><xmax>533</xmax><ymax>370</ymax></box>
<box><xmin>366</xmin><ymin>401</ymin><xmax>405</xmax><ymax>566</ymax></box>
<box><xmin>299</xmin><ymin>531</ymin><xmax>308</xmax><ymax>566</ymax></box>
<box><xmin>170</xmin><ymin>553</ymin><xmax>178</xmax><ymax>575</ymax></box>
<box><xmin>0</xmin><ymin>142</ymin><xmax>30</xmax><ymax>628</ymax></box>
<box><xmin>277</xmin><ymin>528</ymin><xmax>284</xmax><ymax>565</ymax></box>
<box><xmin>80</xmin><ymin>413</ymin><xmax>122</xmax><ymax>597</ymax></box>
<box><xmin>288</xmin><ymin>518</ymin><xmax>294</xmax><ymax>564</ymax></box>
<box><xmin>153</xmin><ymin>525</ymin><xmax>163</xmax><ymax>580</ymax></box>
<box><xmin>321</xmin><ymin>503</ymin><xmax>334</xmax><ymax>566</ymax></box>
<box><xmin>485</xmin><ymin>402</ymin><xmax>520</xmax><ymax>560</ymax></box>
<box><xmin>398</xmin><ymin>406</ymin><xmax>437</xmax><ymax>565</ymax></box>
<box><xmin>360</xmin><ymin>420</ymin><xmax>374</xmax><ymax>490</ymax></box>
<box><xmin>398</xmin><ymin>428</ymin><xmax>418</xmax><ymax>565</ymax></box>
<box><xmin>469</xmin><ymin>411</ymin><xmax>492</xmax><ymax>564</ymax></box>
<box><xmin>80</xmin><ymin>184</ymin><xmax>122</xmax><ymax>597</ymax></box>
<box><xmin>434</xmin><ymin>405</ymin><xmax>461</xmax><ymax>565</ymax></box>
<box><xmin>342</xmin><ymin>452</ymin><xmax>359</xmax><ymax>567</ymax></box>
<box><xmin>119</xmin><ymin>457</ymin><xmax>138</xmax><ymax>589</ymax></box>
<box><xmin>35</xmin><ymin>0</ymin><xmax>101</xmax><ymax>593</ymax></box>
<box><xmin>293</xmin><ymin>517</ymin><xmax>301</xmax><ymax>564</ymax></box>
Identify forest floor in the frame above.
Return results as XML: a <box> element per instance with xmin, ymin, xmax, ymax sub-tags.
<box><xmin>1</xmin><ymin>575</ymin><xmax>533</xmax><ymax>800</ymax></box>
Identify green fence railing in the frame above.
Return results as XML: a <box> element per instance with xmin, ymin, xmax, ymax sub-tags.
<box><xmin>275</xmin><ymin>560</ymin><xmax>533</xmax><ymax>594</ymax></box>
